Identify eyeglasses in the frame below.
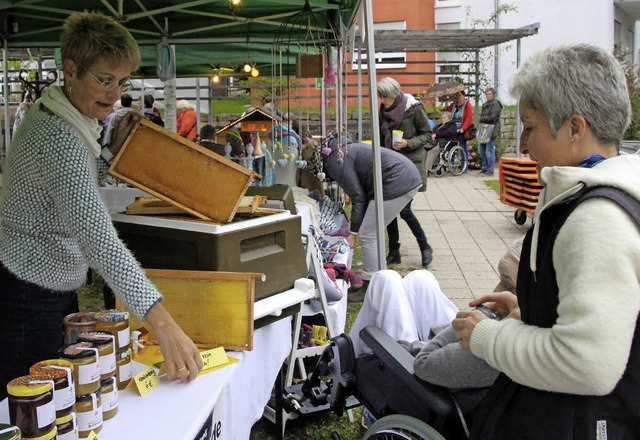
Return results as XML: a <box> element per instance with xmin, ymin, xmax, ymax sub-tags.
<box><xmin>87</xmin><ymin>71</ymin><xmax>133</xmax><ymax>93</ymax></box>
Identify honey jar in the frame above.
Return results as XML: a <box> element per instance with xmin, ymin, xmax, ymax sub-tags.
<box><xmin>0</xmin><ymin>423</ymin><xmax>22</xmax><ymax>440</ymax></box>
<box><xmin>99</xmin><ymin>377</ymin><xmax>118</xmax><ymax>421</ymax></box>
<box><xmin>95</xmin><ymin>310</ymin><xmax>130</xmax><ymax>352</ymax></box>
<box><xmin>63</xmin><ymin>312</ymin><xmax>96</xmax><ymax>345</ymax></box>
<box><xmin>6</xmin><ymin>376</ymin><xmax>56</xmax><ymax>440</ymax></box>
<box><xmin>55</xmin><ymin>413</ymin><xmax>77</xmax><ymax>440</ymax></box>
<box><xmin>59</xmin><ymin>343</ymin><xmax>100</xmax><ymax>396</ymax></box>
<box><xmin>114</xmin><ymin>349</ymin><xmax>132</xmax><ymax>390</ymax></box>
<box><xmin>29</xmin><ymin>359</ymin><xmax>75</xmax><ymax>417</ymax></box>
<box><xmin>77</xmin><ymin>331</ymin><xmax>116</xmax><ymax>381</ymax></box>
<box><xmin>75</xmin><ymin>391</ymin><xmax>102</xmax><ymax>438</ymax></box>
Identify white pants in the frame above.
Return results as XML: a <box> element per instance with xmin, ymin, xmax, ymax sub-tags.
<box><xmin>359</xmin><ymin>187</ymin><xmax>420</xmax><ymax>280</ymax></box>
<box><xmin>349</xmin><ymin>269</ymin><xmax>459</xmax><ymax>356</ymax></box>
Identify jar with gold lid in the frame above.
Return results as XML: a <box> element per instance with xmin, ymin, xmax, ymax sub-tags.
<box><xmin>114</xmin><ymin>349</ymin><xmax>132</xmax><ymax>390</ymax></box>
<box><xmin>6</xmin><ymin>376</ymin><xmax>56</xmax><ymax>440</ymax></box>
<box><xmin>55</xmin><ymin>413</ymin><xmax>77</xmax><ymax>440</ymax></box>
<box><xmin>77</xmin><ymin>331</ymin><xmax>116</xmax><ymax>381</ymax></box>
<box><xmin>95</xmin><ymin>310</ymin><xmax>130</xmax><ymax>352</ymax></box>
<box><xmin>0</xmin><ymin>423</ymin><xmax>22</xmax><ymax>440</ymax></box>
<box><xmin>99</xmin><ymin>377</ymin><xmax>118</xmax><ymax>421</ymax></box>
<box><xmin>75</xmin><ymin>391</ymin><xmax>102</xmax><ymax>438</ymax></box>
<box><xmin>59</xmin><ymin>343</ymin><xmax>100</xmax><ymax>396</ymax></box>
<box><xmin>29</xmin><ymin>359</ymin><xmax>75</xmax><ymax>418</ymax></box>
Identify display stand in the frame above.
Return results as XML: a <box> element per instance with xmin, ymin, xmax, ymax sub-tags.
<box><xmin>263</xmin><ymin>234</ymin><xmax>354</xmax><ymax>438</ymax></box>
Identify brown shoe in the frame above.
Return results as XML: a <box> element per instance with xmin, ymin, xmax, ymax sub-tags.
<box><xmin>347</xmin><ymin>280</ymin><xmax>369</xmax><ymax>303</ymax></box>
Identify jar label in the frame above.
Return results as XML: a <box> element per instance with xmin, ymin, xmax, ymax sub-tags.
<box><xmin>78</xmin><ymin>361</ymin><xmax>100</xmax><ymax>385</ymax></box>
<box><xmin>36</xmin><ymin>399</ymin><xmax>56</xmax><ymax>429</ymax></box>
<box><xmin>76</xmin><ymin>403</ymin><xmax>103</xmax><ymax>432</ymax></box>
<box><xmin>54</xmin><ymin>382</ymin><xmax>75</xmax><ymax>411</ymax></box>
<box><xmin>100</xmin><ymin>351</ymin><xmax>116</xmax><ymax>376</ymax></box>
<box><xmin>48</xmin><ymin>365</ymin><xmax>75</xmax><ymax>407</ymax></box>
<box><xmin>58</xmin><ymin>428</ymin><xmax>78</xmax><ymax>440</ymax></box>
<box><xmin>117</xmin><ymin>327</ymin><xmax>130</xmax><ymax>349</ymax></box>
<box><xmin>102</xmin><ymin>387</ymin><xmax>118</xmax><ymax>411</ymax></box>
<box><xmin>118</xmin><ymin>360</ymin><xmax>132</xmax><ymax>381</ymax></box>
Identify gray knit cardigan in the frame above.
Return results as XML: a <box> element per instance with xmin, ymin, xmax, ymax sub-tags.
<box><xmin>0</xmin><ymin>103</ymin><xmax>161</xmax><ymax>319</ymax></box>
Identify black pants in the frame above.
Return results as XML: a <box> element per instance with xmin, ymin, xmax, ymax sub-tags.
<box><xmin>386</xmin><ymin>199</ymin><xmax>427</xmax><ymax>244</ymax></box>
<box><xmin>0</xmin><ymin>262</ymin><xmax>78</xmax><ymax>400</ymax></box>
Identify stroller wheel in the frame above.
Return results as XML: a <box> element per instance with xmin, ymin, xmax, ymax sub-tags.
<box><xmin>363</xmin><ymin>414</ymin><xmax>446</xmax><ymax>440</ymax></box>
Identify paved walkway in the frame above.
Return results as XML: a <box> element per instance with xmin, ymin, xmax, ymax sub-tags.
<box><xmin>391</xmin><ymin>171</ymin><xmax>529</xmax><ymax>310</ymax></box>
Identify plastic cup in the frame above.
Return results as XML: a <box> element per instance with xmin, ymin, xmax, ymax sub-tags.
<box><xmin>392</xmin><ymin>130</ymin><xmax>403</xmax><ymax>143</ymax></box>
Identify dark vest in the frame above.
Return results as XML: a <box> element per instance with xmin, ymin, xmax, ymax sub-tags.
<box><xmin>471</xmin><ymin>187</ymin><xmax>640</xmax><ymax>440</ymax></box>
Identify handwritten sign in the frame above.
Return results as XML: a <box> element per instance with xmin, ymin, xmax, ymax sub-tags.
<box><xmin>133</xmin><ymin>366</ymin><xmax>160</xmax><ymax>396</ymax></box>
<box><xmin>200</xmin><ymin>347</ymin><xmax>229</xmax><ymax>371</ymax></box>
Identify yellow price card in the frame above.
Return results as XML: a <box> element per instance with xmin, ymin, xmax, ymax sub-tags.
<box><xmin>200</xmin><ymin>347</ymin><xmax>229</xmax><ymax>370</ymax></box>
<box><xmin>87</xmin><ymin>431</ymin><xmax>99</xmax><ymax>440</ymax></box>
<box><xmin>134</xmin><ymin>366</ymin><xmax>160</xmax><ymax>396</ymax></box>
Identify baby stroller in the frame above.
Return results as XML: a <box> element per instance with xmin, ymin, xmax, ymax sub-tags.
<box><xmin>282</xmin><ymin>326</ymin><xmax>487</xmax><ymax>439</ymax></box>
<box><xmin>433</xmin><ymin>141</ymin><xmax>467</xmax><ymax>177</ymax></box>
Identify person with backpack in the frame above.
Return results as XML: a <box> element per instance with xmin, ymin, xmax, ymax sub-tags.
<box><xmin>453</xmin><ymin>43</ymin><xmax>640</xmax><ymax>439</ymax></box>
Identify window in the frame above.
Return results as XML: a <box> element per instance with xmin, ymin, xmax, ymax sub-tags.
<box><xmin>351</xmin><ymin>21</ymin><xmax>406</xmax><ymax>70</ymax></box>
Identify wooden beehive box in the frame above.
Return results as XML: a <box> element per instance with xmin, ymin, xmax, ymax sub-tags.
<box><xmin>109</xmin><ymin>117</ymin><xmax>257</xmax><ymax>223</ymax></box>
<box><xmin>117</xmin><ymin>270</ymin><xmax>264</xmax><ymax>351</ymax></box>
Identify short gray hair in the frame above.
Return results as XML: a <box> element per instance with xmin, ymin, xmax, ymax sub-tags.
<box><xmin>377</xmin><ymin>77</ymin><xmax>402</xmax><ymax>98</ymax></box>
<box><xmin>509</xmin><ymin>43</ymin><xmax>630</xmax><ymax>145</ymax></box>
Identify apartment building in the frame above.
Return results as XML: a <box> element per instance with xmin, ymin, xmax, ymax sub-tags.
<box><xmin>434</xmin><ymin>0</ymin><xmax>640</xmax><ymax>103</ymax></box>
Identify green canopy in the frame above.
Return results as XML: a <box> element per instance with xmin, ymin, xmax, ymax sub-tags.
<box><xmin>1</xmin><ymin>0</ymin><xmax>361</xmax><ymax>75</ymax></box>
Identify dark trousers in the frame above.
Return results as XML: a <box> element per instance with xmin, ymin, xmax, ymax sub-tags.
<box><xmin>386</xmin><ymin>200</ymin><xmax>427</xmax><ymax>244</ymax></box>
<box><xmin>0</xmin><ymin>262</ymin><xmax>78</xmax><ymax>400</ymax></box>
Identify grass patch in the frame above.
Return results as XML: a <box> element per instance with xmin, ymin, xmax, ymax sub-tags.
<box><xmin>211</xmin><ymin>98</ymin><xmax>252</xmax><ymax>115</ymax></box>
<box><xmin>484</xmin><ymin>179</ymin><xmax>500</xmax><ymax>194</ymax></box>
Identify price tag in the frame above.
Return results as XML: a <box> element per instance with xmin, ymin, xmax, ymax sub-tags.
<box><xmin>200</xmin><ymin>347</ymin><xmax>229</xmax><ymax>370</ymax></box>
<box><xmin>133</xmin><ymin>366</ymin><xmax>160</xmax><ymax>397</ymax></box>
<box><xmin>87</xmin><ymin>431</ymin><xmax>99</xmax><ymax>440</ymax></box>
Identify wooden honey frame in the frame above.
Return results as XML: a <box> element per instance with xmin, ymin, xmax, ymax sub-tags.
<box><xmin>109</xmin><ymin>117</ymin><xmax>257</xmax><ymax>223</ymax></box>
<box><xmin>118</xmin><ymin>269</ymin><xmax>264</xmax><ymax>351</ymax></box>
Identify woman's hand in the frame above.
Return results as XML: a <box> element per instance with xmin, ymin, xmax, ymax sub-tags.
<box><xmin>393</xmin><ymin>138</ymin><xmax>408</xmax><ymax>150</ymax></box>
<box><xmin>145</xmin><ymin>303</ymin><xmax>204</xmax><ymax>382</ymax></box>
<box><xmin>107</xmin><ymin>111</ymin><xmax>141</xmax><ymax>157</ymax></box>
<box><xmin>452</xmin><ymin>310</ymin><xmax>487</xmax><ymax>350</ymax></box>
<box><xmin>346</xmin><ymin>234</ymin><xmax>357</xmax><ymax>249</ymax></box>
<box><xmin>469</xmin><ymin>291</ymin><xmax>521</xmax><ymax>320</ymax></box>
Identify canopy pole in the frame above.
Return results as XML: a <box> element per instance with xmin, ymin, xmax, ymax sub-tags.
<box><xmin>362</xmin><ymin>0</ymin><xmax>386</xmax><ymax>272</ymax></box>
<box><xmin>515</xmin><ymin>37</ymin><xmax>522</xmax><ymax>157</ymax></box>
<box><xmin>355</xmin><ymin>29</ymin><xmax>363</xmax><ymax>142</ymax></box>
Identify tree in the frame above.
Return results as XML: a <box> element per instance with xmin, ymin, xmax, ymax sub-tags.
<box><xmin>614</xmin><ymin>48</ymin><xmax>640</xmax><ymax>140</ymax></box>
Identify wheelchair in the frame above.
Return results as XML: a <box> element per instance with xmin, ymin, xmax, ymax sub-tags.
<box><xmin>433</xmin><ymin>141</ymin><xmax>467</xmax><ymax>177</ymax></box>
<box><xmin>283</xmin><ymin>326</ymin><xmax>488</xmax><ymax>439</ymax></box>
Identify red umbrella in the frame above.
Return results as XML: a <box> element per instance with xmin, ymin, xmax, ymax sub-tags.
<box><xmin>424</xmin><ymin>81</ymin><xmax>465</xmax><ymax>99</ymax></box>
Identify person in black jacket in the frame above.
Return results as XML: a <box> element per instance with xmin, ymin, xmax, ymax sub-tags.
<box><xmin>321</xmin><ymin>134</ymin><xmax>422</xmax><ymax>301</ymax></box>
<box><xmin>478</xmin><ymin>88</ymin><xmax>502</xmax><ymax>175</ymax></box>
<box><xmin>425</xmin><ymin>111</ymin><xmax>458</xmax><ymax>175</ymax></box>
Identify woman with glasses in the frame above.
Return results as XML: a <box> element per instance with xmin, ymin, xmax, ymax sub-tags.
<box><xmin>0</xmin><ymin>11</ymin><xmax>203</xmax><ymax>399</ymax></box>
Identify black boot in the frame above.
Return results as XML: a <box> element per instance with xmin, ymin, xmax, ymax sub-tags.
<box><xmin>418</xmin><ymin>240</ymin><xmax>433</xmax><ymax>267</ymax></box>
<box><xmin>386</xmin><ymin>242</ymin><xmax>401</xmax><ymax>265</ymax></box>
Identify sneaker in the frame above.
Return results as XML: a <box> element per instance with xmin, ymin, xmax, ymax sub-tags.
<box><xmin>479</xmin><ymin>170</ymin><xmax>487</xmax><ymax>174</ymax></box>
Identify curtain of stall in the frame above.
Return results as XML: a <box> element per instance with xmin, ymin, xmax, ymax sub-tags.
<box><xmin>3</xmin><ymin>39</ymin><xmax>9</xmax><ymax>162</ymax></box>
<box><xmin>362</xmin><ymin>0</ymin><xmax>386</xmax><ymax>271</ymax></box>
